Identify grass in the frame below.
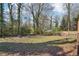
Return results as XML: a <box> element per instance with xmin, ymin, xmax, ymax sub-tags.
<box><xmin>0</xmin><ymin>36</ymin><xmax>65</xmax><ymax>53</ymax></box>
<box><xmin>0</xmin><ymin>36</ymin><xmax>65</xmax><ymax>43</ymax></box>
<box><xmin>0</xmin><ymin>35</ymin><xmax>76</xmax><ymax>56</ymax></box>
<box><xmin>0</xmin><ymin>35</ymin><xmax>76</xmax><ymax>49</ymax></box>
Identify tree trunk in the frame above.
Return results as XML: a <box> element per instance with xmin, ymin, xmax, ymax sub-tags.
<box><xmin>33</xmin><ymin>19</ymin><xmax>36</xmax><ymax>34</ymax></box>
<box><xmin>10</xmin><ymin>5</ymin><xmax>14</xmax><ymax>35</ymax></box>
<box><xmin>0</xmin><ymin>4</ymin><xmax>3</xmax><ymax>37</ymax></box>
<box><xmin>17</xmin><ymin>4</ymin><xmax>21</xmax><ymax>36</ymax></box>
<box><xmin>67</xmin><ymin>3</ymin><xmax>70</xmax><ymax>32</ymax></box>
<box><xmin>50</xmin><ymin>16</ymin><xmax>52</xmax><ymax>30</ymax></box>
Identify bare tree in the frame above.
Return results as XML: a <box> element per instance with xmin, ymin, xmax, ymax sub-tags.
<box><xmin>8</xmin><ymin>3</ymin><xmax>14</xmax><ymax>35</ymax></box>
<box><xmin>17</xmin><ymin>3</ymin><xmax>22</xmax><ymax>35</ymax></box>
<box><xmin>50</xmin><ymin>16</ymin><xmax>53</xmax><ymax>30</ymax></box>
<box><xmin>25</xmin><ymin>3</ymin><xmax>54</xmax><ymax>34</ymax></box>
<box><xmin>66</xmin><ymin>3</ymin><xmax>71</xmax><ymax>31</ymax></box>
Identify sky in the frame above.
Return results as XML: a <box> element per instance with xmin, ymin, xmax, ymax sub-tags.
<box><xmin>53</xmin><ymin>3</ymin><xmax>64</xmax><ymax>15</ymax></box>
<box><xmin>4</xmin><ymin>3</ymin><xmax>65</xmax><ymax>15</ymax></box>
<box><xmin>3</xmin><ymin>3</ymin><xmax>65</xmax><ymax>24</ymax></box>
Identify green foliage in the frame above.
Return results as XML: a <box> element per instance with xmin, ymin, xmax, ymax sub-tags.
<box><xmin>42</xmin><ymin>27</ymin><xmax>61</xmax><ymax>35</ymax></box>
<box><xmin>60</xmin><ymin>17</ymin><xmax>68</xmax><ymax>31</ymax></box>
<box><xmin>52</xmin><ymin>27</ymin><xmax>61</xmax><ymax>34</ymax></box>
<box><xmin>71</xmin><ymin>18</ymin><xmax>78</xmax><ymax>31</ymax></box>
<box><xmin>20</xmin><ymin>27</ymin><xmax>32</xmax><ymax>35</ymax></box>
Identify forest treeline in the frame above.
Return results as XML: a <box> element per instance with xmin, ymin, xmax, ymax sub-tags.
<box><xmin>0</xmin><ymin>3</ymin><xmax>79</xmax><ymax>37</ymax></box>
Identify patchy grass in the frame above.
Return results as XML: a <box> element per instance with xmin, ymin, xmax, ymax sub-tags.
<box><xmin>0</xmin><ymin>36</ymin><xmax>77</xmax><ymax>56</ymax></box>
<box><xmin>0</xmin><ymin>36</ymin><xmax>65</xmax><ymax>43</ymax></box>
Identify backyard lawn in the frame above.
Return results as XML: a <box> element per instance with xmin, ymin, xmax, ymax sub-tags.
<box><xmin>0</xmin><ymin>36</ymin><xmax>65</xmax><ymax>43</ymax></box>
<box><xmin>0</xmin><ymin>3</ymin><xmax>78</xmax><ymax>56</ymax></box>
<box><xmin>0</xmin><ymin>35</ymin><xmax>77</xmax><ymax>56</ymax></box>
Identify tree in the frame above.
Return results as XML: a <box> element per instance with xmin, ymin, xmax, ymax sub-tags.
<box><xmin>17</xmin><ymin>3</ymin><xmax>22</xmax><ymax>35</ymax></box>
<box><xmin>60</xmin><ymin>17</ymin><xmax>67</xmax><ymax>31</ymax></box>
<box><xmin>50</xmin><ymin>16</ymin><xmax>53</xmax><ymax>30</ymax></box>
<box><xmin>25</xmin><ymin>3</ymin><xmax>54</xmax><ymax>34</ymax></box>
<box><xmin>53</xmin><ymin>15</ymin><xmax>59</xmax><ymax>28</ymax></box>
<box><xmin>66</xmin><ymin>3</ymin><xmax>71</xmax><ymax>31</ymax></box>
<box><xmin>8</xmin><ymin>3</ymin><xmax>14</xmax><ymax>35</ymax></box>
<box><xmin>28</xmin><ymin>4</ymin><xmax>45</xmax><ymax>34</ymax></box>
<box><xmin>0</xmin><ymin>3</ymin><xmax>4</xmax><ymax>37</ymax></box>
<box><xmin>71</xmin><ymin>17</ymin><xmax>78</xmax><ymax>31</ymax></box>
<box><xmin>0</xmin><ymin>4</ymin><xmax>1</xmax><ymax>36</ymax></box>
<box><xmin>38</xmin><ymin>14</ymin><xmax>50</xmax><ymax>34</ymax></box>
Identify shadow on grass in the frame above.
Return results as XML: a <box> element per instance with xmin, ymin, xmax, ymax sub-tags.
<box><xmin>47</xmin><ymin>38</ymin><xmax>77</xmax><ymax>45</ymax></box>
<box><xmin>0</xmin><ymin>38</ymin><xmax>76</xmax><ymax>56</ymax></box>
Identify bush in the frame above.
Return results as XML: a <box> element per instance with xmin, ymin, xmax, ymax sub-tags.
<box><xmin>42</xmin><ymin>27</ymin><xmax>61</xmax><ymax>35</ymax></box>
<box><xmin>52</xmin><ymin>27</ymin><xmax>61</xmax><ymax>33</ymax></box>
